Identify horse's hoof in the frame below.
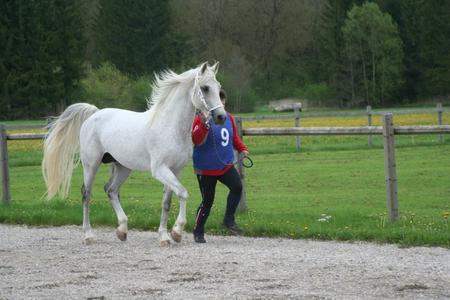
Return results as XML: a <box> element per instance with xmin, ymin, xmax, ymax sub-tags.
<box><xmin>170</xmin><ymin>230</ymin><xmax>182</xmax><ymax>243</ymax></box>
<box><xmin>116</xmin><ymin>229</ymin><xmax>127</xmax><ymax>241</ymax></box>
<box><xmin>83</xmin><ymin>237</ymin><xmax>95</xmax><ymax>245</ymax></box>
<box><xmin>160</xmin><ymin>240</ymin><xmax>171</xmax><ymax>247</ymax></box>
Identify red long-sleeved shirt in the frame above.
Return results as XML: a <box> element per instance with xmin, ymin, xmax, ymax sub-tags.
<box><xmin>192</xmin><ymin>113</ymin><xmax>247</xmax><ymax>175</ymax></box>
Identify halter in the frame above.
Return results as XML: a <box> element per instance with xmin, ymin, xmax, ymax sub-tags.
<box><xmin>193</xmin><ymin>72</ymin><xmax>223</xmax><ymax>120</ymax></box>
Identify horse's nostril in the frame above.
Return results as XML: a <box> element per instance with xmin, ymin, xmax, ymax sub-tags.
<box><xmin>212</xmin><ymin>112</ymin><xmax>226</xmax><ymax>124</ymax></box>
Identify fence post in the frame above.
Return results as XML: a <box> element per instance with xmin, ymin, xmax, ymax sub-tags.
<box><xmin>367</xmin><ymin>105</ymin><xmax>373</xmax><ymax>147</ymax></box>
<box><xmin>235</xmin><ymin>117</ymin><xmax>248</xmax><ymax>212</ymax></box>
<box><xmin>437</xmin><ymin>103</ymin><xmax>443</xmax><ymax>143</ymax></box>
<box><xmin>0</xmin><ymin>124</ymin><xmax>11</xmax><ymax>205</ymax></box>
<box><xmin>294</xmin><ymin>104</ymin><xmax>301</xmax><ymax>151</ymax></box>
<box><xmin>382</xmin><ymin>114</ymin><xmax>398</xmax><ymax>221</ymax></box>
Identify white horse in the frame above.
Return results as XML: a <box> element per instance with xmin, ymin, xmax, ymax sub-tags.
<box><xmin>42</xmin><ymin>62</ymin><xmax>226</xmax><ymax>246</ymax></box>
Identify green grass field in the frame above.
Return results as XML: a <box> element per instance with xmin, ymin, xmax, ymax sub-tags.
<box><xmin>1</xmin><ymin>111</ymin><xmax>449</xmax><ymax>247</ymax></box>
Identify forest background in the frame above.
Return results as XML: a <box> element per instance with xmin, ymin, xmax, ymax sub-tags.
<box><xmin>1</xmin><ymin>0</ymin><xmax>450</xmax><ymax>119</ymax></box>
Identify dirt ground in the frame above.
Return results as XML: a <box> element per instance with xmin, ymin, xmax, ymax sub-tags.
<box><xmin>1</xmin><ymin>224</ymin><xmax>449</xmax><ymax>299</ymax></box>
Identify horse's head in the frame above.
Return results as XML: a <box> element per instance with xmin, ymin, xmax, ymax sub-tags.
<box><xmin>192</xmin><ymin>62</ymin><xmax>227</xmax><ymax>125</ymax></box>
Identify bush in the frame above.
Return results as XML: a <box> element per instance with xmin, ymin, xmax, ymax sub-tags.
<box><xmin>130</xmin><ymin>76</ymin><xmax>153</xmax><ymax>111</ymax></box>
<box><xmin>80</xmin><ymin>62</ymin><xmax>151</xmax><ymax>111</ymax></box>
<box><xmin>294</xmin><ymin>83</ymin><xmax>335</xmax><ymax>107</ymax></box>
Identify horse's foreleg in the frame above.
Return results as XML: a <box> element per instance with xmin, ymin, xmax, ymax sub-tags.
<box><xmin>109</xmin><ymin>193</ymin><xmax>129</xmax><ymax>241</ymax></box>
<box><xmin>105</xmin><ymin>163</ymin><xmax>131</xmax><ymax>241</ymax></box>
<box><xmin>171</xmin><ymin>197</ymin><xmax>186</xmax><ymax>243</ymax></box>
<box><xmin>159</xmin><ymin>186</ymin><xmax>173</xmax><ymax>247</ymax></box>
<box><xmin>152</xmin><ymin>165</ymin><xmax>188</xmax><ymax>247</ymax></box>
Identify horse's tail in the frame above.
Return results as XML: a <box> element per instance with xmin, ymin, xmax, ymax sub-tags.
<box><xmin>42</xmin><ymin>103</ymin><xmax>99</xmax><ymax>199</ymax></box>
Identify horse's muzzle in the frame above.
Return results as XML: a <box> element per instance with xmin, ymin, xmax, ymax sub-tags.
<box><xmin>215</xmin><ymin>113</ymin><xmax>226</xmax><ymax>125</ymax></box>
<box><xmin>212</xmin><ymin>108</ymin><xmax>227</xmax><ymax>125</ymax></box>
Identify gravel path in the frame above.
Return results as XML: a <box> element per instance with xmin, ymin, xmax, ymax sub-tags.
<box><xmin>1</xmin><ymin>224</ymin><xmax>449</xmax><ymax>299</ymax></box>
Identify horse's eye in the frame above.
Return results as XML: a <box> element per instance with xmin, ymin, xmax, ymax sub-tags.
<box><xmin>200</xmin><ymin>86</ymin><xmax>209</xmax><ymax>93</ymax></box>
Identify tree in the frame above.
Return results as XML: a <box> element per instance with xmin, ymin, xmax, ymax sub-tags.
<box><xmin>79</xmin><ymin>0</ymin><xmax>100</xmax><ymax>65</ymax></box>
<box><xmin>342</xmin><ymin>2</ymin><xmax>403</xmax><ymax>106</ymax></box>
<box><xmin>315</xmin><ymin>0</ymin><xmax>364</xmax><ymax>105</ymax></box>
<box><xmin>95</xmin><ymin>0</ymin><xmax>177</xmax><ymax>76</ymax></box>
<box><xmin>414</xmin><ymin>0</ymin><xmax>450</xmax><ymax>99</ymax></box>
<box><xmin>170</xmin><ymin>0</ymin><xmax>325</xmax><ymax>110</ymax></box>
<box><xmin>0</xmin><ymin>0</ymin><xmax>86</xmax><ymax>119</ymax></box>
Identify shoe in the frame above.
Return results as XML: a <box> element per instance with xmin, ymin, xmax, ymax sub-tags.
<box><xmin>222</xmin><ymin>223</ymin><xmax>243</xmax><ymax>236</ymax></box>
<box><xmin>194</xmin><ymin>233</ymin><xmax>206</xmax><ymax>243</ymax></box>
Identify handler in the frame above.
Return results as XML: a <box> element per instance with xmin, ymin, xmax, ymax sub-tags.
<box><xmin>191</xmin><ymin>89</ymin><xmax>249</xmax><ymax>243</ymax></box>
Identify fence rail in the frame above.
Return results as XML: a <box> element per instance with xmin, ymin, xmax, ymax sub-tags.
<box><xmin>4</xmin><ymin>124</ymin><xmax>47</xmax><ymax>130</ymax></box>
<box><xmin>6</xmin><ymin>133</ymin><xmax>46</xmax><ymax>140</ymax></box>
<box><xmin>243</xmin><ymin>125</ymin><xmax>450</xmax><ymax>136</ymax></box>
<box><xmin>237</xmin><ymin>103</ymin><xmax>449</xmax><ymax>120</ymax></box>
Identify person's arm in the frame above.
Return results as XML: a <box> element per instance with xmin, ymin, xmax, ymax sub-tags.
<box><xmin>229</xmin><ymin>113</ymin><xmax>248</xmax><ymax>154</ymax></box>
<box><xmin>192</xmin><ymin>114</ymin><xmax>209</xmax><ymax>145</ymax></box>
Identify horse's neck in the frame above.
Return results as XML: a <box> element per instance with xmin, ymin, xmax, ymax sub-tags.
<box><xmin>151</xmin><ymin>89</ymin><xmax>196</xmax><ymax>146</ymax></box>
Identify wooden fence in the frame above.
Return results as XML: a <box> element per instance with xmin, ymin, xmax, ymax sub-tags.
<box><xmin>234</xmin><ymin>114</ymin><xmax>450</xmax><ymax>221</ymax></box>
<box><xmin>2</xmin><ymin>112</ymin><xmax>450</xmax><ymax>221</ymax></box>
<box><xmin>238</xmin><ymin>103</ymin><xmax>448</xmax><ymax>149</ymax></box>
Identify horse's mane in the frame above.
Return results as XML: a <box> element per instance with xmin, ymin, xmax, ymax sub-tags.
<box><xmin>147</xmin><ymin>64</ymin><xmax>217</xmax><ymax>123</ymax></box>
<box><xmin>147</xmin><ymin>69</ymin><xmax>194</xmax><ymax>110</ymax></box>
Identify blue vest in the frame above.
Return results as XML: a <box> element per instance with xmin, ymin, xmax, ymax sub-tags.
<box><xmin>193</xmin><ymin>114</ymin><xmax>234</xmax><ymax>170</ymax></box>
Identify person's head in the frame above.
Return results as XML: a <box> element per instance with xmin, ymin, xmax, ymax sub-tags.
<box><xmin>219</xmin><ymin>89</ymin><xmax>227</xmax><ymax>105</ymax></box>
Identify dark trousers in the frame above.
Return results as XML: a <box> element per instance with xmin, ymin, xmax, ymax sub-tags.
<box><xmin>193</xmin><ymin>166</ymin><xmax>243</xmax><ymax>235</ymax></box>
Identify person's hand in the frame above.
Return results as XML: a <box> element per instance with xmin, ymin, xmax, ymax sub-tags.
<box><xmin>242</xmin><ymin>150</ymin><xmax>250</xmax><ymax>157</ymax></box>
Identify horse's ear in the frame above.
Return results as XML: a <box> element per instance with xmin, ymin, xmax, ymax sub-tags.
<box><xmin>200</xmin><ymin>62</ymin><xmax>208</xmax><ymax>74</ymax></box>
<box><xmin>212</xmin><ymin>61</ymin><xmax>220</xmax><ymax>74</ymax></box>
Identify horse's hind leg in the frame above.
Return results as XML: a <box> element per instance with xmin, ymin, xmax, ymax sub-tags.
<box><xmin>104</xmin><ymin>163</ymin><xmax>131</xmax><ymax>241</ymax></box>
<box><xmin>81</xmin><ymin>159</ymin><xmax>101</xmax><ymax>245</ymax></box>
<box><xmin>159</xmin><ymin>186</ymin><xmax>173</xmax><ymax>247</ymax></box>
